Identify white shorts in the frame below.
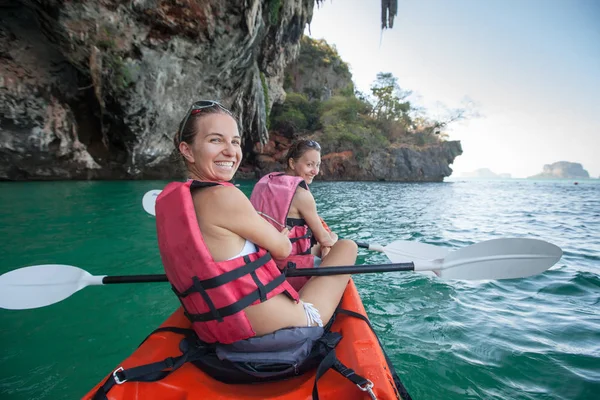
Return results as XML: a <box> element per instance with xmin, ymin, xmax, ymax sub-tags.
<box><xmin>300</xmin><ymin>300</ymin><xmax>323</xmax><ymax>327</ymax></box>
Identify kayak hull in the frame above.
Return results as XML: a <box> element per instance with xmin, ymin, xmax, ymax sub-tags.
<box><xmin>83</xmin><ymin>280</ymin><xmax>401</xmax><ymax>399</ymax></box>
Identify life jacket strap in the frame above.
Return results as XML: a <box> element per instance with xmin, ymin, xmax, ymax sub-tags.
<box><xmin>172</xmin><ymin>252</ymin><xmax>275</xmax><ymax>323</ymax></box>
<box><xmin>286</xmin><ymin>217</ymin><xmax>307</xmax><ymax>227</ymax></box>
<box><xmin>289</xmin><ymin>227</ymin><xmax>312</xmax><ymax>244</ymax></box>
<box><xmin>290</xmin><ymin>227</ymin><xmax>313</xmax><ymax>254</ymax></box>
<box><xmin>183</xmin><ymin>273</ymin><xmax>287</xmax><ymax>323</ymax></box>
<box><xmin>174</xmin><ymin>252</ymin><xmax>273</xmax><ymax>294</ymax></box>
<box><xmin>246</xmin><ymin>255</ymin><xmax>268</xmax><ymax>302</ymax></box>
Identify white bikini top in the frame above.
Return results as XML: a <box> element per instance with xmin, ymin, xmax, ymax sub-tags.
<box><xmin>226</xmin><ymin>239</ymin><xmax>258</xmax><ymax>260</ymax></box>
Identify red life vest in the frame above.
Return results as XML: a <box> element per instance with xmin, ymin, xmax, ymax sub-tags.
<box><xmin>250</xmin><ymin>173</ymin><xmax>316</xmax><ymax>291</ymax></box>
<box><xmin>156</xmin><ymin>180</ymin><xmax>300</xmax><ymax>344</ymax></box>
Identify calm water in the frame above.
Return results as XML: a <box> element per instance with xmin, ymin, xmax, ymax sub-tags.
<box><xmin>1</xmin><ymin>179</ymin><xmax>598</xmax><ymax>399</ymax></box>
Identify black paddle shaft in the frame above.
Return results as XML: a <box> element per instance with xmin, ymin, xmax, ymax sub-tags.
<box><xmin>100</xmin><ymin>262</ymin><xmax>416</xmax><ymax>284</ymax></box>
<box><xmin>284</xmin><ymin>263</ymin><xmax>415</xmax><ymax>276</ymax></box>
<box><xmin>102</xmin><ymin>274</ymin><xmax>169</xmax><ymax>284</ymax></box>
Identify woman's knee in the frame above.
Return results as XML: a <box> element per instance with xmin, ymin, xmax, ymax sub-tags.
<box><xmin>334</xmin><ymin>239</ymin><xmax>358</xmax><ymax>256</ymax></box>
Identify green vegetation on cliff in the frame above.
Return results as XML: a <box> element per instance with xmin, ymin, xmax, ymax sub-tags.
<box><xmin>270</xmin><ymin>37</ymin><xmax>470</xmax><ymax>157</ymax></box>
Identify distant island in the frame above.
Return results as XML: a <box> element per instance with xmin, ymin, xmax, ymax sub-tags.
<box><xmin>528</xmin><ymin>161</ymin><xmax>590</xmax><ymax>179</ymax></box>
<box><xmin>461</xmin><ymin>168</ymin><xmax>512</xmax><ymax>179</ymax></box>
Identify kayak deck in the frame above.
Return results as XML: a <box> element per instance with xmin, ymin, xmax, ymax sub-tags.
<box><xmin>83</xmin><ymin>280</ymin><xmax>402</xmax><ymax>399</ymax></box>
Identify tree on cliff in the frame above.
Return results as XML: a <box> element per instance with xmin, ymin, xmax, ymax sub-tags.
<box><xmin>370</xmin><ymin>72</ymin><xmax>412</xmax><ymax>126</ymax></box>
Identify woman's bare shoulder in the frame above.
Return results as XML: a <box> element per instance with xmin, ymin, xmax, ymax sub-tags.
<box><xmin>293</xmin><ymin>185</ymin><xmax>315</xmax><ymax>204</ymax></box>
<box><xmin>192</xmin><ymin>184</ymin><xmax>251</xmax><ymax>213</ymax></box>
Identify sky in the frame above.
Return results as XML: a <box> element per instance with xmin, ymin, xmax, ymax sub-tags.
<box><xmin>305</xmin><ymin>0</ymin><xmax>600</xmax><ymax>178</ymax></box>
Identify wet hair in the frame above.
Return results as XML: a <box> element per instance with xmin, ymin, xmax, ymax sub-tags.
<box><xmin>172</xmin><ymin>103</ymin><xmax>234</xmax><ymax>152</ymax></box>
<box><xmin>284</xmin><ymin>139</ymin><xmax>321</xmax><ymax>170</ymax></box>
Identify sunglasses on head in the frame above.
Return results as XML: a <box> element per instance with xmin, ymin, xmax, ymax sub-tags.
<box><xmin>178</xmin><ymin>100</ymin><xmax>232</xmax><ymax>144</ymax></box>
<box><xmin>304</xmin><ymin>140</ymin><xmax>321</xmax><ymax>150</ymax></box>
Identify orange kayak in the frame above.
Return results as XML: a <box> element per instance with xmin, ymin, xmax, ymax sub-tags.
<box><xmin>83</xmin><ymin>280</ymin><xmax>407</xmax><ymax>399</ymax></box>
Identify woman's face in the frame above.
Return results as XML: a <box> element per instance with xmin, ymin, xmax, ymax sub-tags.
<box><xmin>289</xmin><ymin>149</ymin><xmax>321</xmax><ymax>184</ymax></box>
<box><xmin>179</xmin><ymin>113</ymin><xmax>242</xmax><ymax>182</ymax></box>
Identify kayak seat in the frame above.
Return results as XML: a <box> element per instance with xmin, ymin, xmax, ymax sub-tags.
<box><xmin>188</xmin><ymin>325</ymin><xmax>331</xmax><ymax>383</ymax></box>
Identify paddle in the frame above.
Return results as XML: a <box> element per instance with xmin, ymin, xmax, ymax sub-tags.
<box><xmin>142</xmin><ymin>190</ymin><xmax>444</xmax><ymax>261</ymax></box>
<box><xmin>355</xmin><ymin>240</ymin><xmax>450</xmax><ymax>262</ymax></box>
<box><xmin>142</xmin><ymin>189</ymin><xmax>161</xmax><ymax>217</ymax></box>
<box><xmin>0</xmin><ymin>238</ymin><xmax>562</xmax><ymax>310</ymax></box>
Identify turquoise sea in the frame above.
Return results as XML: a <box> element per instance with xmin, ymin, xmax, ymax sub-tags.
<box><xmin>1</xmin><ymin>179</ymin><xmax>599</xmax><ymax>399</ymax></box>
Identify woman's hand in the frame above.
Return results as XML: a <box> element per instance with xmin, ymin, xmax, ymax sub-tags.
<box><xmin>329</xmin><ymin>231</ymin><xmax>338</xmax><ymax>243</ymax></box>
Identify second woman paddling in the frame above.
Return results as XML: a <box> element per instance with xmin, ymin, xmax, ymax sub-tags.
<box><xmin>250</xmin><ymin>139</ymin><xmax>341</xmax><ymax>291</ymax></box>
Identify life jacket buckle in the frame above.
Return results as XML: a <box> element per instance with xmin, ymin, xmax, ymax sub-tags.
<box><xmin>357</xmin><ymin>379</ymin><xmax>377</xmax><ymax>400</ymax></box>
<box><xmin>112</xmin><ymin>366</ymin><xmax>127</xmax><ymax>385</ymax></box>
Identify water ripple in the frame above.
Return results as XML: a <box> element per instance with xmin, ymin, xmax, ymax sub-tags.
<box><xmin>312</xmin><ymin>179</ymin><xmax>600</xmax><ymax>400</ymax></box>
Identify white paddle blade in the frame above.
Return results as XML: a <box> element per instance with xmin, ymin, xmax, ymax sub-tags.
<box><xmin>142</xmin><ymin>190</ymin><xmax>162</xmax><ymax>216</ymax></box>
<box><xmin>436</xmin><ymin>238</ymin><xmax>562</xmax><ymax>280</ymax></box>
<box><xmin>382</xmin><ymin>240</ymin><xmax>451</xmax><ymax>278</ymax></box>
<box><xmin>383</xmin><ymin>240</ymin><xmax>451</xmax><ymax>263</ymax></box>
<box><xmin>0</xmin><ymin>265</ymin><xmax>104</xmax><ymax>310</ymax></box>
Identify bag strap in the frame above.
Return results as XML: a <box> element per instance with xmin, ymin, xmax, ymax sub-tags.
<box><xmin>312</xmin><ymin>346</ymin><xmax>376</xmax><ymax>400</ymax></box>
<box><xmin>336</xmin><ymin>308</ymin><xmax>413</xmax><ymax>400</ymax></box>
<box><xmin>92</xmin><ymin>327</ymin><xmax>205</xmax><ymax>400</ymax></box>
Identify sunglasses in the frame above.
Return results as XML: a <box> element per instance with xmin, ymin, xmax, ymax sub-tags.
<box><xmin>304</xmin><ymin>140</ymin><xmax>321</xmax><ymax>150</ymax></box>
<box><xmin>178</xmin><ymin>100</ymin><xmax>232</xmax><ymax>144</ymax></box>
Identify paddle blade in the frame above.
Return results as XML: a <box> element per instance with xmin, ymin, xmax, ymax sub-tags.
<box><xmin>383</xmin><ymin>240</ymin><xmax>451</xmax><ymax>263</ymax></box>
<box><xmin>436</xmin><ymin>238</ymin><xmax>562</xmax><ymax>280</ymax></box>
<box><xmin>142</xmin><ymin>190</ymin><xmax>162</xmax><ymax>216</ymax></box>
<box><xmin>0</xmin><ymin>265</ymin><xmax>103</xmax><ymax>310</ymax></box>
<box><xmin>383</xmin><ymin>240</ymin><xmax>451</xmax><ymax>278</ymax></box>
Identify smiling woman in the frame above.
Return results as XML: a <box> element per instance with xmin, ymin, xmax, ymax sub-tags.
<box><xmin>249</xmin><ymin>139</ymin><xmax>342</xmax><ymax>290</ymax></box>
<box><xmin>156</xmin><ymin>99</ymin><xmax>357</xmax><ymax>341</ymax></box>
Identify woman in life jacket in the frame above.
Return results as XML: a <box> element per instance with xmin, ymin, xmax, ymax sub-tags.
<box><xmin>250</xmin><ymin>139</ymin><xmax>339</xmax><ymax>290</ymax></box>
<box><xmin>157</xmin><ymin>101</ymin><xmax>357</xmax><ymax>344</ymax></box>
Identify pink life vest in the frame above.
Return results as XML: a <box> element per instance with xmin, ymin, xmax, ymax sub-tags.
<box><xmin>155</xmin><ymin>180</ymin><xmax>300</xmax><ymax>344</ymax></box>
<box><xmin>250</xmin><ymin>173</ymin><xmax>315</xmax><ymax>291</ymax></box>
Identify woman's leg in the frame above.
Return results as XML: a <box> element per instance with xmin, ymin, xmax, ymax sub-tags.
<box><xmin>244</xmin><ymin>239</ymin><xmax>357</xmax><ymax>335</ymax></box>
<box><xmin>298</xmin><ymin>239</ymin><xmax>357</xmax><ymax>325</ymax></box>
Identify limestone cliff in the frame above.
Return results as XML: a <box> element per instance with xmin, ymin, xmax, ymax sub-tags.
<box><xmin>0</xmin><ymin>0</ymin><xmax>457</xmax><ymax>182</ymax></box>
<box><xmin>284</xmin><ymin>37</ymin><xmax>353</xmax><ymax>100</ymax></box>
<box><xmin>528</xmin><ymin>161</ymin><xmax>591</xmax><ymax>179</ymax></box>
<box><xmin>318</xmin><ymin>142</ymin><xmax>462</xmax><ymax>182</ymax></box>
<box><xmin>1</xmin><ymin>0</ymin><xmax>318</xmax><ymax>180</ymax></box>
<box><xmin>245</xmin><ymin>132</ymin><xmax>462</xmax><ymax>182</ymax></box>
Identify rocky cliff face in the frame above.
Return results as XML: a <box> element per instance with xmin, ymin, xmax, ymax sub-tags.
<box><xmin>319</xmin><ymin>141</ymin><xmax>463</xmax><ymax>182</ymax></box>
<box><xmin>1</xmin><ymin>0</ymin><xmax>459</xmax><ymax>182</ymax></box>
<box><xmin>245</xmin><ymin>133</ymin><xmax>462</xmax><ymax>182</ymax></box>
<box><xmin>528</xmin><ymin>161</ymin><xmax>590</xmax><ymax>179</ymax></box>
<box><xmin>284</xmin><ymin>37</ymin><xmax>353</xmax><ymax>100</ymax></box>
<box><xmin>0</xmin><ymin>0</ymin><xmax>317</xmax><ymax>180</ymax></box>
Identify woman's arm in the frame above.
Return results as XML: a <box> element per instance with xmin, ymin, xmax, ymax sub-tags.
<box><xmin>292</xmin><ymin>188</ymin><xmax>336</xmax><ymax>247</ymax></box>
<box><xmin>197</xmin><ymin>186</ymin><xmax>292</xmax><ymax>260</ymax></box>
